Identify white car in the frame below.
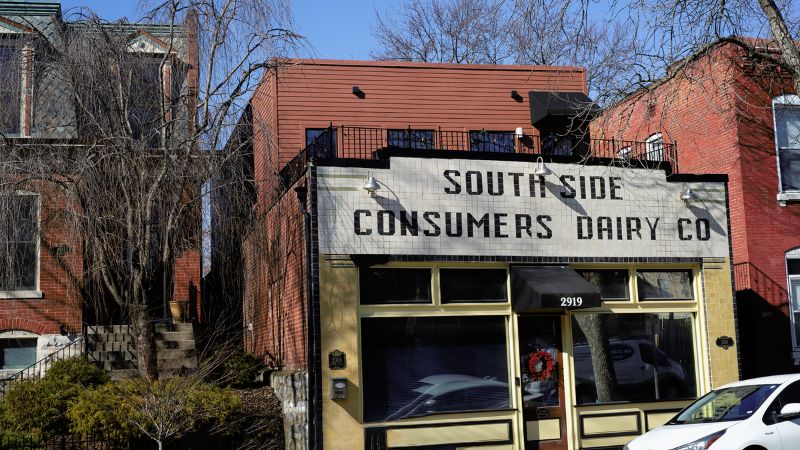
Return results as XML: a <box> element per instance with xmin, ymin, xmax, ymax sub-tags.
<box><xmin>625</xmin><ymin>374</ymin><xmax>800</xmax><ymax>450</ymax></box>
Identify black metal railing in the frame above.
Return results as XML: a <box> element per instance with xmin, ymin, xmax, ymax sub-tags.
<box><xmin>300</xmin><ymin>125</ymin><xmax>679</xmax><ymax>170</ymax></box>
<box><xmin>0</xmin><ymin>336</ymin><xmax>86</xmax><ymax>398</ymax></box>
<box><xmin>0</xmin><ymin>433</ymin><xmax>129</xmax><ymax>450</ymax></box>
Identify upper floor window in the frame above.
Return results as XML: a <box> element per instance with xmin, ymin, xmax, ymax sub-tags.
<box><xmin>0</xmin><ymin>38</ymin><xmax>21</xmax><ymax>135</ymax></box>
<box><xmin>0</xmin><ymin>193</ymin><xmax>39</xmax><ymax>293</ymax></box>
<box><xmin>645</xmin><ymin>133</ymin><xmax>664</xmax><ymax>161</ymax></box>
<box><xmin>305</xmin><ymin>127</ymin><xmax>337</xmax><ymax>158</ymax></box>
<box><xmin>772</xmin><ymin>95</ymin><xmax>800</xmax><ymax>194</ymax></box>
<box><xmin>387</xmin><ymin>129</ymin><xmax>434</xmax><ymax>150</ymax></box>
<box><xmin>788</xmin><ymin>252</ymin><xmax>800</xmax><ymax>347</ymax></box>
<box><xmin>470</xmin><ymin>130</ymin><xmax>515</xmax><ymax>153</ymax></box>
<box><xmin>124</xmin><ymin>56</ymin><xmax>164</xmax><ymax>148</ymax></box>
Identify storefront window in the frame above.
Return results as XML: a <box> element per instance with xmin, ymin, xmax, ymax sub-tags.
<box><xmin>360</xmin><ymin>268</ymin><xmax>432</xmax><ymax>304</ymax></box>
<box><xmin>361</xmin><ymin>316</ymin><xmax>509</xmax><ymax>422</ymax></box>
<box><xmin>576</xmin><ymin>269</ymin><xmax>629</xmax><ymax>300</ymax></box>
<box><xmin>571</xmin><ymin>313</ymin><xmax>696</xmax><ymax>404</ymax></box>
<box><xmin>789</xmin><ymin>258</ymin><xmax>800</xmax><ymax>346</ymax></box>
<box><xmin>440</xmin><ymin>269</ymin><xmax>507</xmax><ymax>303</ymax></box>
<box><xmin>637</xmin><ymin>270</ymin><xmax>694</xmax><ymax>301</ymax></box>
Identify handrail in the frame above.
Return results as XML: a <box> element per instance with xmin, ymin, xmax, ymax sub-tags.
<box><xmin>0</xmin><ymin>336</ymin><xmax>86</xmax><ymax>398</ymax></box>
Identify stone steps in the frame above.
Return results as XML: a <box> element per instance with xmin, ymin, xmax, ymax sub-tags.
<box><xmin>86</xmin><ymin>323</ymin><xmax>198</xmax><ymax>379</ymax></box>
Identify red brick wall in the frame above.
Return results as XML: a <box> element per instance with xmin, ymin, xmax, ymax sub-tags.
<box><xmin>1</xmin><ymin>182</ymin><xmax>82</xmax><ymax>335</ymax></box>
<box><xmin>593</xmin><ymin>42</ymin><xmax>800</xmax><ymax>312</ymax></box>
<box><xmin>242</xmin><ymin>176</ymin><xmax>308</xmax><ymax>369</ymax></box>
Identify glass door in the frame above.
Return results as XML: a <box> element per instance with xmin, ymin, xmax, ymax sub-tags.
<box><xmin>518</xmin><ymin>316</ymin><xmax>567</xmax><ymax>450</ymax></box>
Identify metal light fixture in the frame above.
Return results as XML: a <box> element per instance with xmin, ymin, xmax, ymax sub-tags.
<box><xmin>515</xmin><ymin>127</ymin><xmax>525</xmax><ymax>138</ymax></box>
<box><xmin>681</xmin><ymin>185</ymin><xmax>699</xmax><ymax>203</ymax></box>
<box><xmin>534</xmin><ymin>157</ymin><xmax>553</xmax><ymax>177</ymax></box>
<box><xmin>511</xmin><ymin>90</ymin><xmax>523</xmax><ymax>102</ymax></box>
<box><xmin>363</xmin><ymin>173</ymin><xmax>380</xmax><ymax>196</ymax></box>
<box><xmin>352</xmin><ymin>86</ymin><xmax>365</xmax><ymax>99</ymax></box>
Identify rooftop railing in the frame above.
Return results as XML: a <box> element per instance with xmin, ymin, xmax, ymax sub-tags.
<box><xmin>301</xmin><ymin>125</ymin><xmax>678</xmax><ymax>170</ymax></box>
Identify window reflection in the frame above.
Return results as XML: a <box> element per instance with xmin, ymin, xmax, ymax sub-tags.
<box><xmin>361</xmin><ymin>316</ymin><xmax>509</xmax><ymax>422</ymax></box>
<box><xmin>637</xmin><ymin>270</ymin><xmax>693</xmax><ymax>300</ymax></box>
<box><xmin>571</xmin><ymin>313</ymin><xmax>696</xmax><ymax>404</ymax></box>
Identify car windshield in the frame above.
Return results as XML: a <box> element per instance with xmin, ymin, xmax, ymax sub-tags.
<box><xmin>669</xmin><ymin>384</ymin><xmax>780</xmax><ymax>424</ymax></box>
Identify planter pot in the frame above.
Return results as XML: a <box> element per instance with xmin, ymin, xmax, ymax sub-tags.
<box><xmin>169</xmin><ymin>301</ymin><xmax>186</xmax><ymax>323</ymax></box>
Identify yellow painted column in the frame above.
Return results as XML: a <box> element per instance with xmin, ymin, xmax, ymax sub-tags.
<box><xmin>701</xmin><ymin>258</ymin><xmax>740</xmax><ymax>387</ymax></box>
<box><xmin>319</xmin><ymin>256</ymin><xmax>364</xmax><ymax>450</ymax></box>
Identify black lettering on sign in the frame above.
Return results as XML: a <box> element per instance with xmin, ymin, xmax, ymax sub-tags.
<box><xmin>399</xmin><ymin>211</ymin><xmax>418</xmax><ymax>236</ymax></box>
<box><xmin>590</xmin><ymin>176</ymin><xmax>606</xmax><ymax>199</ymax></box>
<box><xmin>494</xmin><ymin>213</ymin><xmax>508</xmax><ymax>238</ymax></box>
<box><xmin>466</xmin><ymin>171</ymin><xmax>482</xmax><ymax>195</ymax></box>
<box><xmin>597</xmin><ymin>216</ymin><xmax>612</xmax><ymax>240</ymax></box>
<box><xmin>509</xmin><ymin>173</ymin><xmax>524</xmax><ymax>196</ymax></box>
<box><xmin>537</xmin><ymin>215</ymin><xmax>553</xmax><ymax>239</ymax></box>
<box><xmin>467</xmin><ymin>213</ymin><xmax>490</xmax><ymax>238</ymax></box>
<box><xmin>377</xmin><ymin>210</ymin><xmax>395</xmax><ymax>236</ymax></box>
<box><xmin>696</xmin><ymin>219</ymin><xmax>710</xmax><ymax>241</ymax></box>
<box><xmin>443</xmin><ymin>170</ymin><xmax>461</xmax><ymax>194</ymax></box>
<box><xmin>445</xmin><ymin>212</ymin><xmax>463</xmax><ymax>237</ymax></box>
<box><xmin>616</xmin><ymin>217</ymin><xmax>623</xmax><ymax>240</ymax></box>
<box><xmin>528</xmin><ymin>174</ymin><xmax>546</xmax><ymax>198</ymax></box>
<box><xmin>609</xmin><ymin>177</ymin><xmax>623</xmax><ymax>200</ymax></box>
<box><xmin>354</xmin><ymin>210</ymin><xmax>371</xmax><ymax>235</ymax></box>
<box><xmin>678</xmin><ymin>218</ymin><xmax>692</xmax><ymax>240</ymax></box>
<box><xmin>560</xmin><ymin>175</ymin><xmax>576</xmax><ymax>198</ymax></box>
<box><xmin>645</xmin><ymin>217</ymin><xmax>659</xmax><ymax>240</ymax></box>
<box><xmin>423</xmin><ymin>212</ymin><xmax>441</xmax><ymax>237</ymax></box>
<box><xmin>627</xmin><ymin>217</ymin><xmax>642</xmax><ymax>240</ymax></box>
<box><xmin>577</xmin><ymin>216</ymin><xmax>593</xmax><ymax>239</ymax></box>
<box><xmin>487</xmin><ymin>172</ymin><xmax>504</xmax><ymax>196</ymax></box>
<box><xmin>515</xmin><ymin>214</ymin><xmax>532</xmax><ymax>238</ymax></box>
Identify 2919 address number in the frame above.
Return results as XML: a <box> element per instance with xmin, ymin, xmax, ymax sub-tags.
<box><xmin>560</xmin><ymin>297</ymin><xmax>583</xmax><ymax>307</ymax></box>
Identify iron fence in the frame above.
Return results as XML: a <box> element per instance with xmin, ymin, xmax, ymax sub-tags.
<box><xmin>0</xmin><ymin>434</ymin><xmax>128</xmax><ymax>450</ymax></box>
<box><xmin>300</xmin><ymin>125</ymin><xmax>679</xmax><ymax>170</ymax></box>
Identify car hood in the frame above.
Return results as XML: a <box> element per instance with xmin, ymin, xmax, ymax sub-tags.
<box><xmin>627</xmin><ymin>422</ymin><xmax>731</xmax><ymax>450</ymax></box>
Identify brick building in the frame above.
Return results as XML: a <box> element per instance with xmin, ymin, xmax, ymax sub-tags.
<box><xmin>0</xmin><ymin>1</ymin><xmax>200</xmax><ymax>377</ymax></box>
<box><xmin>234</xmin><ymin>59</ymin><xmax>740</xmax><ymax>449</ymax></box>
<box><xmin>592</xmin><ymin>39</ymin><xmax>800</xmax><ymax>377</ymax></box>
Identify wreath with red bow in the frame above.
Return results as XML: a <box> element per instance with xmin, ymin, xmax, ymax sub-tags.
<box><xmin>528</xmin><ymin>351</ymin><xmax>556</xmax><ymax>382</ymax></box>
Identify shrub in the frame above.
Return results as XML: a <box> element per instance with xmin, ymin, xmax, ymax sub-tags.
<box><xmin>2</xmin><ymin>357</ymin><xmax>109</xmax><ymax>436</ymax></box>
<box><xmin>44</xmin><ymin>356</ymin><xmax>108</xmax><ymax>387</ymax></box>
<box><xmin>221</xmin><ymin>352</ymin><xmax>263</xmax><ymax>387</ymax></box>
<box><xmin>67</xmin><ymin>382</ymin><xmax>137</xmax><ymax>438</ymax></box>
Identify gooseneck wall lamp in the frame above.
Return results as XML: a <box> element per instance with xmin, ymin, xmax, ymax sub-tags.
<box><xmin>363</xmin><ymin>173</ymin><xmax>380</xmax><ymax>197</ymax></box>
<box><xmin>534</xmin><ymin>157</ymin><xmax>553</xmax><ymax>177</ymax></box>
<box><xmin>681</xmin><ymin>185</ymin><xmax>699</xmax><ymax>203</ymax></box>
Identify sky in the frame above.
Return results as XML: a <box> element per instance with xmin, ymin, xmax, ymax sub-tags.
<box><xmin>59</xmin><ymin>0</ymin><xmax>388</xmax><ymax>60</ymax></box>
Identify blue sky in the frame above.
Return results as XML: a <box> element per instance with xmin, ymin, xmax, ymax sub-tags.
<box><xmin>59</xmin><ymin>0</ymin><xmax>385</xmax><ymax>60</ymax></box>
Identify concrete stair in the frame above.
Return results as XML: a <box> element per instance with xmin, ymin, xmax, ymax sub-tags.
<box><xmin>85</xmin><ymin>323</ymin><xmax>198</xmax><ymax>379</ymax></box>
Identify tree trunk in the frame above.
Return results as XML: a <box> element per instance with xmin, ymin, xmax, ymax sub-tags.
<box><xmin>574</xmin><ymin>314</ymin><xmax>618</xmax><ymax>402</ymax></box>
<box><xmin>757</xmin><ymin>0</ymin><xmax>800</xmax><ymax>93</ymax></box>
<box><xmin>132</xmin><ymin>304</ymin><xmax>158</xmax><ymax>380</ymax></box>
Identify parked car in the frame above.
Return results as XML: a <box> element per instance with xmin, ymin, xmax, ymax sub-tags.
<box><xmin>624</xmin><ymin>374</ymin><xmax>800</xmax><ymax>450</ymax></box>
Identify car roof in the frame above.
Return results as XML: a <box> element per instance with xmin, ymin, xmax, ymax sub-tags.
<box><xmin>719</xmin><ymin>373</ymin><xmax>800</xmax><ymax>389</ymax></box>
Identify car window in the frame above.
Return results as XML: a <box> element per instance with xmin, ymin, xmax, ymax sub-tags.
<box><xmin>763</xmin><ymin>381</ymin><xmax>800</xmax><ymax>425</ymax></box>
<box><xmin>671</xmin><ymin>384</ymin><xmax>779</xmax><ymax>424</ymax></box>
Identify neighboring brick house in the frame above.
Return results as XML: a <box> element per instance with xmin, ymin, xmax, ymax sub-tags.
<box><xmin>230</xmin><ymin>59</ymin><xmax>739</xmax><ymax>449</ymax></box>
<box><xmin>592</xmin><ymin>39</ymin><xmax>800</xmax><ymax>377</ymax></box>
<box><xmin>0</xmin><ymin>1</ymin><xmax>200</xmax><ymax>376</ymax></box>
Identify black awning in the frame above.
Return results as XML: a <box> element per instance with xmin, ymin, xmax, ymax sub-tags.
<box><xmin>510</xmin><ymin>266</ymin><xmax>601</xmax><ymax>312</ymax></box>
<box><xmin>529</xmin><ymin>91</ymin><xmax>601</xmax><ymax>125</ymax></box>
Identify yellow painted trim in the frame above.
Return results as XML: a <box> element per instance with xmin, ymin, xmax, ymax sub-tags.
<box><xmin>386</xmin><ymin>423</ymin><xmax>510</xmax><ymax>447</ymax></box>
<box><xmin>581</xmin><ymin>413</ymin><xmax>640</xmax><ymax>436</ymax></box>
<box><xmin>525</xmin><ymin>418</ymin><xmax>561</xmax><ymax>441</ymax></box>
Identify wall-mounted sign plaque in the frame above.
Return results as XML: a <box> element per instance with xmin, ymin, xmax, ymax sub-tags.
<box><xmin>716</xmin><ymin>336</ymin><xmax>734</xmax><ymax>350</ymax></box>
<box><xmin>329</xmin><ymin>350</ymin><xmax>346</xmax><ymax>369</ymax></box>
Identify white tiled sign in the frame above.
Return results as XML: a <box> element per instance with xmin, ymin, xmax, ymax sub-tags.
<box><xmin>316</xmin><ymin>157</ymin><xmax>729</xmax><ymax>258</ymax></box>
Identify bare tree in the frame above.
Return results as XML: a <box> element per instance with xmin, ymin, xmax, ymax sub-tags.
<box><xmin>0</xmin><ymin>0</ymin><xmax>301</xmax><ymax>380</ymax></box>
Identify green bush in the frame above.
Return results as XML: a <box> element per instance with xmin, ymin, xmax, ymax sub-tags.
<box><xmin>221</xmin><ymin>352</ymin><xmax>263</xmax><ymax>387</ymax></box>
<box><xmin>2</xmin><ymin>357</ymin><xmax>109</xmax><ymax>436</ymax></box>
<box><xmin>68</xmin><ymin>378</ymin><xmax>243</xmax><ymax>444</ymax></box>
<box><xmin>44</xmin><ymin>356</ymin><xmax>108</xmax><ymax>387</ymax></box>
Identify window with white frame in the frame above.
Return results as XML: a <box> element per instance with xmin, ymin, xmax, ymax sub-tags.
<box><xmin>645</xmin><ymin>133</ymin><xmax>664</xmax><ymax>161</ymax></box>
<box><xmin>772</xmin><ymin>95</ymin><xmax>800</xmax><ymax>194</ymax></box>
<box><xmin>0</xmin><ymin>193</ymin><xmax>40</xmax><ymax>293</ymax></box>
<box><xmin>788</xmin><ymin>253</ymin><xmax>800</xmax><ymax>347</ymax></box>
<box><xmin>0</xmin><ymin>36</ymin><xmax>21</xmax><ymax>135</ymax></box>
